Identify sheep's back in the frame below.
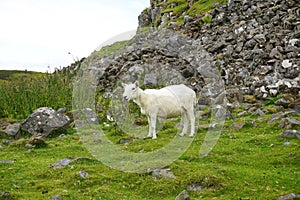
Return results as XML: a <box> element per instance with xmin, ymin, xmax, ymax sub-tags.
<box><xmin>143</xmin><ymin>84</ymin><xmax>195</xmax><ymax>117</ymax></box>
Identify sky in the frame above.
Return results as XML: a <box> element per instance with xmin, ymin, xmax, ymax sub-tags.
<box><xmin>0</xmin><ymin>0</ymin><xmax>149</xmax><ymax>72</ymax></box>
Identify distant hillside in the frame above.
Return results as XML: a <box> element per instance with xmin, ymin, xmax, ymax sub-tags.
<box><xmin>0</xmin><ymin>70</ymin><xmax>44</xmax><ymax>81</ymax></box>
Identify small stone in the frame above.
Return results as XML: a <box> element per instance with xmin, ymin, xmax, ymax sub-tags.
<box><xmin>82</xmin><ymin>108</ymin><xmax>101</xmax><ymax>125</ymax></box>
<box><xmin>289</xmin><ymin>39</ymin><xmax>299</xmax><ymax>46</ymax></box>
<box><xmin>275</xmin><ymin>98</ymin><xmax>291</xmax><ymax>108</ymax></box>
<box><xmin>289</xmin><ymin>98</ymin><xmax>300</xmax><ymax>112</ymax></box>
<box><xmin>269</xmin><ymin>89</ymin><xmax>278</xmax><ymax>96</ymax></box>
<box><xmin>230</xmin><ymin>121</ymin><xmax>245</xmax><ymax>130</ymax></box>
<box><xmin>27</xmin><ymin>135</ymin><xmax>46</xmax><ymax>146</ymax></box>
<box><xmin>119</xmin><ymin>137</ymin><xmax>141</xmax><ymax>144</ymax></box>
<box><xmin>282</xmin><ymin>60</ymin><xmax>292</xmax><ymax>68</ymax></box>
<box><xmin>0</xmin><ymin>160</ymin><xmax>15</xmax><ymax>163</ymax></box>
<box><xmin>270</xmin><ymin>47</ymin><xmax>282</xmax><ymax>59</ymax></box>
<box><xmin>5</xmin><ymin>123</ymin><xmax>21</xmax><ymax>138</ymax></box>
<box><xmin>152</xmin><ymin>168</ymin><xmax>176</xmax><ymax>179</ymax></box>
<box><xmin>279</xmin><ymin>130</ymin><xmax>300</xmax><ymax>140</ymax></box>
<box><xmin>247</xmin><ymin>119</ymin><xmax>258</xmax><ymax>127</ymax></box>
<box><xmin>49</xmin><ymin>158</ymin><xmax>78</xmax><ymax>168</ymax></box>
<box><xmin>119</xmin><ymin>138</ymin><xmax>132</xmax><ymax>144</ymax></box>
<box><xmin>237</xmin><ymin>111</ymin><xmax>248</xmax><ymax>117</ymax></box>
<box><xmin>187</xmin><ymin>182</ymin><xmax>202</xmax><ymax>192</ymax></box>
<box><xmin>59</xmin><ymin>134</ymin><xmax>67</xmax><ymax>139</ymax></box>
<box><xmin>0</xmin><ymin>192</ymin><xmax>11</xmax><ymax>198</ymax></box>
<box><xmin>79</xmin><ymin>170</ymin><xmax>89</xmax><ymax>178</ymax></box>
<box><xmin>57</xmin><ymin>107</ymin><xmax>66</xmax><ymax>114</ymax></box>
<box><xmin>253</xmin><ymin>34</ymin><xmax>266</xmax><ymax>45</ymax></box>
<box><xmin>278</xmin><ymin>193</ymin><xmax>300</xmax><ymax>200</ymax></box>
<box><xmin>279</xmin><ymin>118</ymin><xmax>300</xmax><ymax>129</ymax></box>
<box><xmin>253</xmin><ymin>109</ymin><xmax>264</xmax><ymax>116</ymax></box>
<box><xmin>175</xmin><ymin>190</ymin><xmax>190</xmax><ymax>200</ymax></box>
<box><xmin>2</xmin><ymin>139</ymin><xmax>12</xmax><ymax>145</ymax></box>
<box><xmin>52</xmin><ymin>194</ymin><xmax>62</xmax><ymax>200</ymax></box>
<box><xmin>283</xmin><ymin>142</ymin><xmax>290</xmax><ymax>146</ymax></box>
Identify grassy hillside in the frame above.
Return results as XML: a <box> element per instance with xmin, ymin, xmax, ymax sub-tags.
<box><xmin>0</xmin><ymin>70</ymin><xmax>74</xmax><ymax>119</ymax></box>
<box><xmin>0</xmin><ymin>70</ymin><xmax>44</xmax><ymax>81</ymax></box>
<box><xmin>0</xmin><ymin>111</ymin><xmax>299</xmax><ymax>199</ymax></box>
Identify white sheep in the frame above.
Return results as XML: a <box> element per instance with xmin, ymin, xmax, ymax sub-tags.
<box><xmin>122</xmin><ymin>81</ymin><xmax>196</xmax><ymax>139</ymax></box>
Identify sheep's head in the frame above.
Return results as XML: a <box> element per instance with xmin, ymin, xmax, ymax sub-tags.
<box><xmin>122</xmin><ymin>81</ymin><xmax>139</xmax><ymax>101</ymax></box>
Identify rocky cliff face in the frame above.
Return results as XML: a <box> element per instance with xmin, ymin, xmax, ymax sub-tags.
<box><xmin>177</xmin><ymin>0</ymin><xmax>300</xmax><ymax>102</ymax></box>
<box><xmin>84</xmin><ymin>0</ymin><xmax>299</xmax><ymax>108</ymax></box>
<box><xmin>138</xmin><ymin>0</ymin><xmax>166</xmax><ymax>28</ymax></box>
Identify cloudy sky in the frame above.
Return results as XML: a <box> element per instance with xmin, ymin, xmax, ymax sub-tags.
<box><xmin>0</xmin><ymin>0</ymin><xmax>149</xmax><ymax>72</ymax></box>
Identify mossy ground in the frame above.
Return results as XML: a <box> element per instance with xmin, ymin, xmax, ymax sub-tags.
<box><xmin>1</xmin><ymin>111</ymin><xmax>299</xmax><ymax>199</ymax></box>
<box><xmin>158</xmin><ymin>0</ymin><xmax>228</xmax><ymax>25</ymax></box>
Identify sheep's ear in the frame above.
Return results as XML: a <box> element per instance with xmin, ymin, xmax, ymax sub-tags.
<box><xmin>134</xmin><ymin>81</ymin><xmax>139</xmax><ymax>87</ymax></box>
<box><xmin>121</xmin><ymin>83</ymin><xmax>126</xmax><ymax>87</ymax></box>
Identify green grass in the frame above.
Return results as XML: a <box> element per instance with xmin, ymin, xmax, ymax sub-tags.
<box><xmin>162</xmin><ymin>0</ymin><xmax>189</xmax><ymax>17</ymax></box>
<box><xmin>0</xmin><ymin>69</ymin><xmax>75</xmax><ymax>119</ymax></box>
<box><xmin>0</xmin><ymin>70</ymin><xmax>44</xmax><ymax>81</ymax></box>
<box><xmin>157</xmin><ymin>0</ymin><xmax>228</xmax><ymax>26</ymax></box>
<box><xmin>187</xmin><ymin>0</ymin><xmax>227</xmax><ymax>17</ymax></box>
<box><xmin>91</xmin><ymin>40</ymin><xmax>130</xmax><ymax>59</ymax></box>
<box><xmin>1</xmin><ymin>112</ymin><xmax>299</xmax><ymax>199</ymax></box>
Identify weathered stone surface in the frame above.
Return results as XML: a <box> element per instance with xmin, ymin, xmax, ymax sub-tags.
<box><xmin>5</xmin><ymin>123</ymin><xmax>21</xmax><ymax>138</ymax></box>
<box><xmin>230</xmin><ymin>121</ymin><xmax>246</xmax><ymax>130</ymax></box>
<box><xmin>289</xmin><ymin>98</ymin><xmax>300</xmax><ymax>112</ymax></box>
<box><xmin>279</xmin><ymin>130</ymin><xmax>300</xmax><ymax>139</ymax></box>
<box><xmin>52</xmin><ymin>194</ymin><xmax>62</xmax><ymax>200</ymax></box>
<box><xmin>49</xmin><ymin>158</ymin><xmax>87</xmax><ymax>168</ymax></box>
<box><xmin>26</xmin><ymin>135</ymin><xmax>46</xmax><ymax>146</ymax></box>
<box><xmin>79</xmin><ymin>170</ymin><xmax>89</xmax><ymax>179</ymax></box>
<box><xmin>137</xmin><ymin>0</ymin><xmax>300</xmax><ymax>102</ymax></box>
<box><xmin>118</xmin><ymin>137</ymin><xmax>141</xmax><ymax>144</ymax></box>
<box><xmin>279</xmin><ymin>118</ymin><xmax>300</xmax><ymax>129</ymax></box>
<box><xmin>152</xmin><ymin>168</ymin><xmax>176</xmax><ymax>179</ymax></box>
<box><xmin>0</xmin><ymin>160</ymin><xmax>15</xmax><ymax>163</ymax></box>
<box><xmin>175</xmin><ymin>190</ymin><xmax>190</xmax><ymax>200</ymax></box>
<box><xmin>21</xmin><ymin>107</ymin><xmax>70</xmax><ymax>138</ymax></box>
<box><xmin>253</xmin><ymin>109</ymin><xmax>265</xmax><ymax>116</ymax></box>
<box><xmin>82</xmin><ymin>108</ymin><xmax>101</xmax><ymax>124</ymax></box>
<box><xmin>0</xmin><ymin>192</ymin><xmax>11</xmax><ymax>198</ymax></box>
<box><xmin>268</xmin><ymin>111</ymin><xmax>296</xmax><ymax>124</ymax></box>
<box><xmin>278</xmin><ymin>193</ymin><xmax>300</xmax><ymax>200</ymax></box>
<box><xmin>187</xmin><ymin>182</ymin><xmax>202</xmax><ymax>192</ymax></box>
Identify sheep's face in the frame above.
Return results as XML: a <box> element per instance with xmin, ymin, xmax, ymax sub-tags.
<box><xmin>122</xmin><ymin>82</ymin><xmax>139</xmax><ymax>101</ymax></box>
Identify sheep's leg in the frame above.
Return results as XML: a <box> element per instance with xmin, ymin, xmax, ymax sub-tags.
<box><xmin>150</xmin><ymin>114</ymin><xmax>157</xmax><ymax>139</ymax></box>
<box><xmin>179</xmin><ymin>112</ymin><xmax>188</xmax><ymax>137</ymax></box>
<box><xmin>187</xmin><ymin>109</ymin><xmax>195</xmax><ymax>138</ymax></box>
<box><xmin>147</xmin><ymin>116</ymin><xmax>152</xmax><ymax>138</ymax></box>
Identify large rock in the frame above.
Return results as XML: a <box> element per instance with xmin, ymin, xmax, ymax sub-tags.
<box><xmin>21</xmin><ymin>107</ymin><xmax>70</xmax><ymax>138</ymax></box>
